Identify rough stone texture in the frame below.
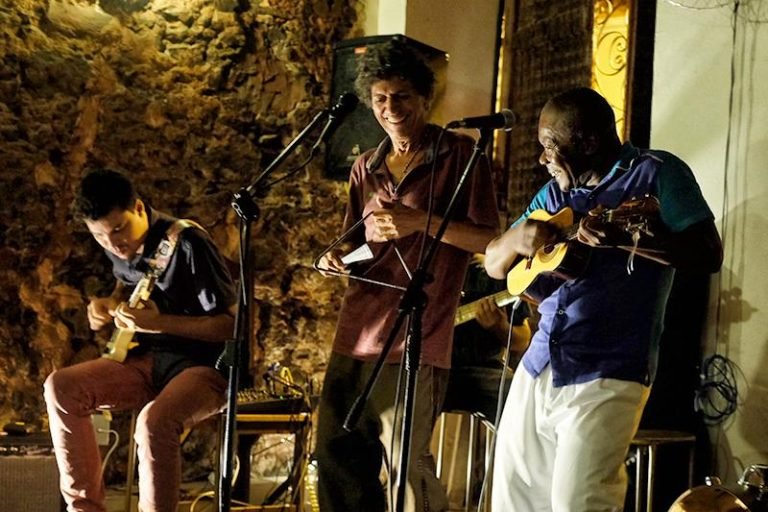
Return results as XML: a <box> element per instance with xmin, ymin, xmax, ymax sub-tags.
<box><xmin>0</xmin><ymin>0</ymin><xmax>359</xmax><ymax>484</ymax></box>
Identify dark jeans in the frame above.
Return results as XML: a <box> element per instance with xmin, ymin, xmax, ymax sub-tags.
<box><xmin>315</xmin><ymin>353</ymin><xmax>450</xmax><ymax>512</ymax></box>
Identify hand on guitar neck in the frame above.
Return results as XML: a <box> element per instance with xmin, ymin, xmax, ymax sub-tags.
<box><xmin>454</xmin><ymin>289</ymin><xmax>518</xmax><ymax>327</ymax></box>
<box><xmin>114</xmin><ymin>299</ymin><xmax>161</xmax><ymax>334</ymax></box>
<box><xmin>454</xmin><ymin>290</ymin><xmax>532</xmax><ymax>354</ymax></box>
<box><xmin>575</xmin><ymin>197</ymin><xmax>662</xmax><ymax>249</ymax></box>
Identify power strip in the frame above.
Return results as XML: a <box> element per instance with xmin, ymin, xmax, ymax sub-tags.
<box><xmin>91</xmin><ymin>411</ymin><xmax>112</xmax><ymax>446</ymax></box>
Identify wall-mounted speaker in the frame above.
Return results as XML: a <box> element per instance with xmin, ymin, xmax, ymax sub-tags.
<box><xmin>325</xmin><ymin>34</ymin><xmax>448</xmax><ymax>181</ymax></box>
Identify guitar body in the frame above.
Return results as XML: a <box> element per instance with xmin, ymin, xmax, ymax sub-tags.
<box><xmin>103</xmin><ymin>329</ymin><xmax>139</xmax><ymax>363</ymax></box>
<box><xmin>506</xmin><ymin>207</ymin><xmax>589</xmax><ymax>296</ymax></box>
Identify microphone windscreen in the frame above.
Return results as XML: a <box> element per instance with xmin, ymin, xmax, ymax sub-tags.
<box><xmin>499</xmin><ymin>109</ymin><xmax>517</xmax><ymax>131</ymax></box>
<box><xmin>332</xmin><ymin>92</ymin><xmax>359</xmax><ymax>116</ymax></box>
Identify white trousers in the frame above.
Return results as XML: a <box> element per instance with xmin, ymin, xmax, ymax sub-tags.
<box><xmin>491</xmin><ymin>365</ymin><xmax>650</xmax><ymax>512</ymax></box>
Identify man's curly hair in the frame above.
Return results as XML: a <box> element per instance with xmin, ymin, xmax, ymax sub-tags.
<box><xmin>354</xmin><ymin>39</ymin><xmax>435</xmax><ymax>107</ymax></box>
<box><xmin>71</xmin><ymin>168</ymin><xmax>137</xmax><ymax>222</ymax></box>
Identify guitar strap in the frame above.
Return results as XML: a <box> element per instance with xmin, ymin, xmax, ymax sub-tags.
<box><xmin>144</xmin><ymin>219</ymin><xmax>206</xmax><ymax>278</ymax></box>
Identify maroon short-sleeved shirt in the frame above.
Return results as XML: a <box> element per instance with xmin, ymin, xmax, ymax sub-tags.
<box><xmin>332</xmin><ymin>125</ymin><xmax>499</xmax><ymax>369</ymax></box>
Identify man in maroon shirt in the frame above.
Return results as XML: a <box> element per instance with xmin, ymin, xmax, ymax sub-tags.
<box><xmin>315</xmin><ymin>40</ymin><xmax>499</xmax><ymax>512</ymax></box>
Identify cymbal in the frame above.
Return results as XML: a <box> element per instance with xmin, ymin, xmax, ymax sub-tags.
<box><xmin>668</xmin><ymin>485</ymin><xmax>762</xmax><ymax>512</ymax></box>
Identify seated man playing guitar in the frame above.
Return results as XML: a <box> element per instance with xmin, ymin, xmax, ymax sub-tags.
<box><xmin>444</xmin><ymin>255</ymin><xmax>531</xmax><ymax>422</ymax></box>
<box><xmin>44</xmin><ymin>168</ymin><xmax>237</xmax><ymax>512</ymax></box>
<box><xmin>485</xmin><ymin>88</ymin><xmax>723</xmax><ymax>512</ymax></box>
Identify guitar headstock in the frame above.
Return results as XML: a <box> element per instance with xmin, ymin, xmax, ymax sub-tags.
<box><xmin>592</xmin><ymin>195</ymin><xmax>661</xmax><ymax>236</ymax></box>
<box><xmin>613</xmin><ymin>195</ymin><xmax>660</xmax><ymax>215</ymax></box>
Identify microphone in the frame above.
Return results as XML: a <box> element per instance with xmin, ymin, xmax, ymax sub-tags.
<box><xmin>311</xmin><ymin>92</ymin><xmax>360</xmax><ymax>152</ymax></box>
<box><xmin>445</xmin><ymin>109</ymin><xmax>517</xmax><ymax>132</ymax></box>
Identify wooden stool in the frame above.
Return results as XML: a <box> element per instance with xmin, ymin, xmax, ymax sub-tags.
<box><xmin>630</xmin><ymin>429</ymin><xmax>696</xmax><ymax>512</ymax></box>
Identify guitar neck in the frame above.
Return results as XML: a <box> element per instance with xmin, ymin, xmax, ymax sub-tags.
<box><xmin>557</xmin><ymin>196</ymin><xmax>660</xmax><ymax>243</ymax></box>
<box><xmin>127</xmin><ymin>275</ymin><xmax>154</xmax><ymax>307</ymax></box>
<box><xmin>454</xmin><ymin>289</ymin><xmax>518</xmax><ymax>326</ymax></box>
<box><xmin>562</xmin><ymin>224</ymin><xmax>580</xmax><ymax>241</ymax></box>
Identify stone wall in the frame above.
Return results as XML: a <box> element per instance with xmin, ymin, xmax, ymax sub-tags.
<box><xmin>0</xmin><ymin>0</ymin><xmax>359</xmax><ymax>482</ymax></box>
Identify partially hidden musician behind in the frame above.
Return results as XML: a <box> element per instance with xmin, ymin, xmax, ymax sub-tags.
<box><xmin>44</xmin><ymin>168</ymin><xmax>237</xmax><ymax>512</ymax></box>
<box><xmin>485</xmin><ymin>87</ymin><xmax>723</xmax><ymax>512</ymax></box>
<box><xmin>443</xmin><ymin>255</ymin><xmax>531</xmax><ymax>423</ymax></box>
<box><xmin>315</xmin><ymin>40</ymin><xmax>499</xmax><ymax>512</ymax></box>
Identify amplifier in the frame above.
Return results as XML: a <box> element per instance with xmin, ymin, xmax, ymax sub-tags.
<box><xmin>0</xmin><ymin>433</ymin><xmax>62</xmax><ymax>512</ymax></box>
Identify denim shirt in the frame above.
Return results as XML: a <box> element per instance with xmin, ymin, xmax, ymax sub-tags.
<box><xmin>515</xmin><ymin>143</ymin><xmax>714</xmax><ymax>387</ymax></box>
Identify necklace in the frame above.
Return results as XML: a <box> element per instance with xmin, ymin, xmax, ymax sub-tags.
<box><xmin>402</xmin><ymin>140</ymin><xmax>423</xmax><ymax>175</ymax></box>
<box><xmin>392</xmin><ymin>132</ymin><xmax>427</xmax><ymax>181</ymax></box>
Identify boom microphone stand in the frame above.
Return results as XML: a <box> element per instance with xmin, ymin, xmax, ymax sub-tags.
<box><xmin>218</xmin><ymin>93</ymin><xmax>357</xmax><ymax>512</ymax></box>
<box><xmin>342</xmin><ymin>127</ymin><xmax>494</xmax><ymax>512</ymax></box>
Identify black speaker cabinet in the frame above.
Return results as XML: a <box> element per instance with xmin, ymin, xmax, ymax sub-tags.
<box><xmin>0</xmin><ymin>433</ymin><xmax>62</xmax><ymax>512</ymax></box>
<box><xmin>325</xmin><ymin>34</ymin><xmax>448</xmax><ymax>181</ymax></box>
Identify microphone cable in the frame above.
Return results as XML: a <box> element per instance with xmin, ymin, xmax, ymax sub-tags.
<box><xmin>416</xmin><ymin>124</ymin><xmax>446</xmax><ymax>265</ymax></box>
<box><xmin>258</xmin><ymin>149</ymin><xmax>317</xmax><ymax>190</ymax></box>
<box><xmin>475</xmin><ymin>297</ymin><xmax>522</xmax><ymax>512</ymax></box>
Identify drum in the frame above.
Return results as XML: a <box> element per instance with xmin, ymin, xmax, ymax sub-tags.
<box><xmin>668</xmin><ymin>465</ymin><xmax>768</xmax><ymax>512</ymax></box>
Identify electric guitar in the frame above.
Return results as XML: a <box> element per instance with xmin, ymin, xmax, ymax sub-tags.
<box><xmin>454</xmin><ymin>289</ymin><xmax>518</xmax><ymax>326</ymax></box>
<box><xmin>102</xmin><ymin>273</ymin><xmax>156</xmax><ymax>362</ymax></box>
<box><xmin>506</xmin><ymin>196</ymin><xmax>660</xmax><ymax>296</ymax></box>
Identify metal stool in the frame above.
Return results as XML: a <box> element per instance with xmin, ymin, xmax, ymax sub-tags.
<box><xmin>629</xmin><ymin>429</ymin><xmax>696</xmax><ymax>512</ymax></box>
<box><xmin>124</xmin><ymin>410</ymin><xmax>138</xmax><ymax>512</ymax></box>
<box><xmin>436</xmin><ymin>411</ymin><xmax>495</xmax><ymax>512</ymax></box>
